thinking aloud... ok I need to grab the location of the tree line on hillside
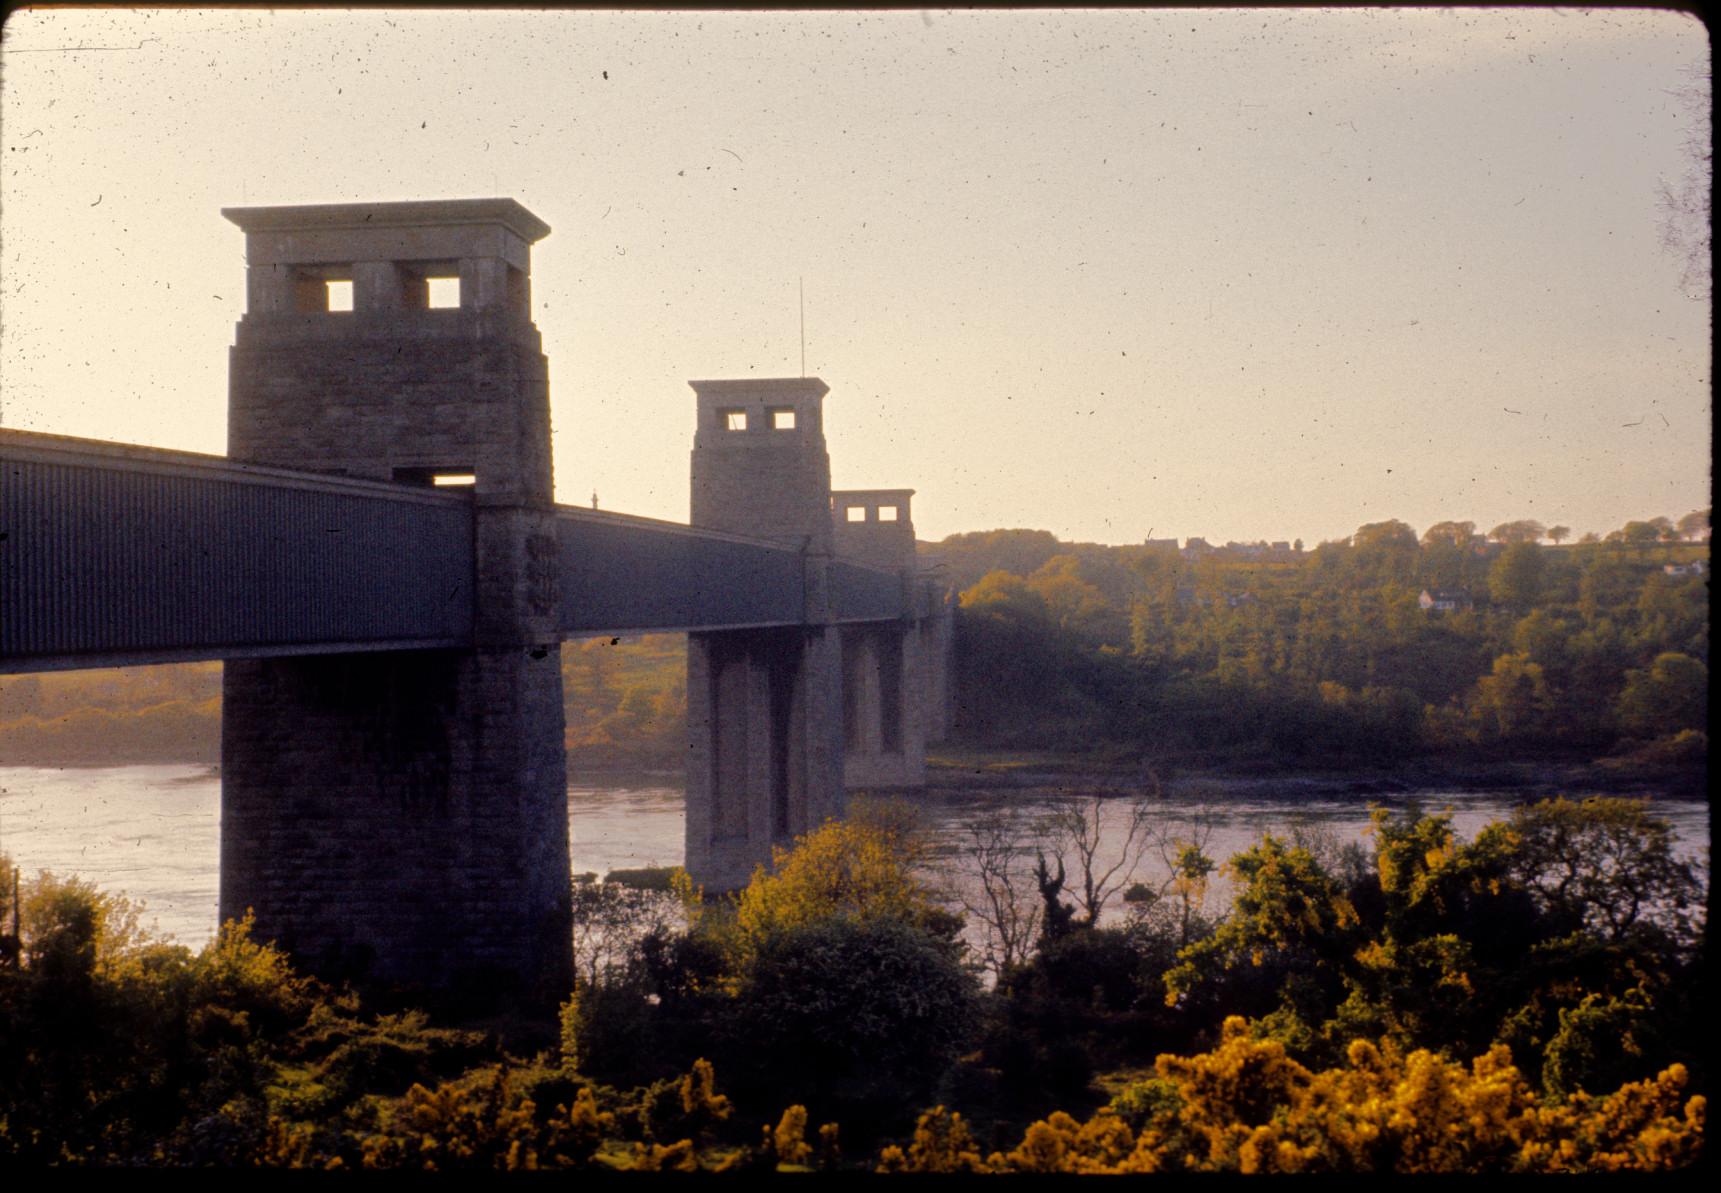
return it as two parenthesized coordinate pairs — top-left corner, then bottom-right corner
(944, 511), (1708, 771)
(0, 792), (1705, 1170)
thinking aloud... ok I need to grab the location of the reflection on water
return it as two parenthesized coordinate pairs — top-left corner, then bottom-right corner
(0, 766), (1708, 952)
(0, 765), (223, 947)
(567, 785), (685, 879)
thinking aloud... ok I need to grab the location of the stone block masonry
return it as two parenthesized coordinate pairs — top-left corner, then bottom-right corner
(220, 648), (569, 992)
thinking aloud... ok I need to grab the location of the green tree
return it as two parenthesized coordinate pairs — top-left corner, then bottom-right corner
(1164, 834), (1359, 1023)
(959, 570), (1051, 631)
(1675, 508), (1708, 540)
(725, 918), (977, 1131)
(1511, 609), (1571, 675)
(1546, 525), (1571, 545)
(1469, 652), (1553, 741)
(1350, 521), (1420, 584)
(1613, 520), (1663, 545)
(1504, 797), (1704, 951)
(1415, 539), (1468, 592)
(1577, 555), (1640, 619)
(1614, 652), (1707, 738)
(1027, 555), (1127, 645)
(1487, 542), (1545, 608)
(1420, 520), (1476, 548)
(1488, 520), (1546, 544)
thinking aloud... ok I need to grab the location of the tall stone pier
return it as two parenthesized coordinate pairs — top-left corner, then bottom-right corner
(685, 379), (846, 890)
(832, 490), (928, 790)
(218, 200), (572, 994)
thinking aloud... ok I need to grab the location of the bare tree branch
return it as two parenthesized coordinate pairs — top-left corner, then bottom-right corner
(952, 811), (1042, 979)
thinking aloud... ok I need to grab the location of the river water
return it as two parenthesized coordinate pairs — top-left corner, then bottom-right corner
(0, 765), (1708, 950)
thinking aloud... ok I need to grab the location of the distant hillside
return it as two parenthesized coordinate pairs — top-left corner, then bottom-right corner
(938, 517), (1708, 772)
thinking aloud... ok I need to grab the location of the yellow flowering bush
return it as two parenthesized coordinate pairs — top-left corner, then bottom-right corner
(875, 1106), (988, 1173)
(876, 1018), (1705, 1174)
(732, 819), (942, 959)
(770, 1104), (812, 1166)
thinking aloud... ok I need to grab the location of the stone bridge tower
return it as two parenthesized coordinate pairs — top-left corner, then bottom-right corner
(685, 379), (846, 890)
(219, 200), (571, 996)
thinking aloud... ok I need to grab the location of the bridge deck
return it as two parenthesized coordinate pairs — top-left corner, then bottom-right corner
(2, 429), (914, 674)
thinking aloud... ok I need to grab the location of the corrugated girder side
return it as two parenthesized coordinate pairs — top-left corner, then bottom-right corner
(1, 431), (474, 672)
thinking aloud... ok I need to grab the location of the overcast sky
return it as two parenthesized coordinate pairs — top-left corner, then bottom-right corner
(1, 8), (1710, 547)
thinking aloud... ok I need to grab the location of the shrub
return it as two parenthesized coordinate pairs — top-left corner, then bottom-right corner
(724, 917), (978, 1133)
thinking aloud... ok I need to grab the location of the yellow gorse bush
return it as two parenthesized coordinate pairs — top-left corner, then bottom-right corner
(732, 818), (938, 957)
(877, 1018), (1704, 1174)
(770, 1105), (812, 1166)
(875, 1105), (987, 1173)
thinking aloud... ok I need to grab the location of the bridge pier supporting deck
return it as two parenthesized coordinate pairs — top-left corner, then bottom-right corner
(832, 490), (933, 790)
(220, 648), (568, 991)
(684, 626), (845, 890)
(218, 200), (571, 994)
(685, 379), (848, 890)
(838, 621), (926, 790)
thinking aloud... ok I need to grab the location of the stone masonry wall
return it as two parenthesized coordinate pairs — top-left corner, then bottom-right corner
(227, 313), (551, 503)
(220, 648), (569, 993)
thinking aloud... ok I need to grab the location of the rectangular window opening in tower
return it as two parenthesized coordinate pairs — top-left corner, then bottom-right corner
(393, 466), (477, 488)
(426, 276), (461, 309)
(721, 408), (748, 432)
(877, 505), (899, 522)
(325, 280), (354, 312)
(845, 506), (868, 523)
(769, 407), (797, 430)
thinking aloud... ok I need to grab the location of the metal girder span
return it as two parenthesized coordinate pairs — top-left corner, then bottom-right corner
(555, 508), (808, 634)
(829, 558), (912, 624)
(0, 431), (475, 674)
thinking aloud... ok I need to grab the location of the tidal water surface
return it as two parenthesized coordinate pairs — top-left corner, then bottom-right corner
(0, 765), (1707, 950)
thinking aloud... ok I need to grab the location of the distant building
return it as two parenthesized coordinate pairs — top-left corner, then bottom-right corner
(1419, 588), (1473, 612)
(1143, 537), (1180, 552)
(1663, 561), (1707, 577)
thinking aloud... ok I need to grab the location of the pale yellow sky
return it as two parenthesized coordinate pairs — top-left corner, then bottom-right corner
(1, 8), (1710, 545)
